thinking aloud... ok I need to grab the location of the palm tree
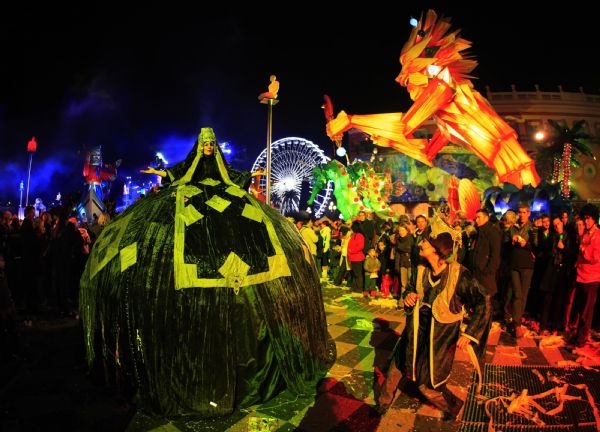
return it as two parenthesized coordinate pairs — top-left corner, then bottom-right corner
(536, 119), (593, 197)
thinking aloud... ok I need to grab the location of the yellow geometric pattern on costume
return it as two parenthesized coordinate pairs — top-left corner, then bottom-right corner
(173, 184), (291, 291)
(179, 203), (204, 225)
(205, 194), (231, 213)
(218, 252), (250, 295)
(241, 204), (263, 223)
(225, 185), (247, 198)
(120, 243), (137, 272)
(89, 213), (134, 279)
(200, 178), (221, 187)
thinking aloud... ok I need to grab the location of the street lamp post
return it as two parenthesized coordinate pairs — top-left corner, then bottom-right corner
(258, 75), (279, 206)
(25, 136), (37, 207)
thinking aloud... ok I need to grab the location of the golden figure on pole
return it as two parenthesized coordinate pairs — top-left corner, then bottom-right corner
(258, 75), (279, 102)
(258, 75), (279, 206)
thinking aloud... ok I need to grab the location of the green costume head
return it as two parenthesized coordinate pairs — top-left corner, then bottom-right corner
(199, 128), (216, 144)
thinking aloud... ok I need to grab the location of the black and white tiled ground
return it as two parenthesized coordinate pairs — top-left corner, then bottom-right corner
(131, 282), (599, 431)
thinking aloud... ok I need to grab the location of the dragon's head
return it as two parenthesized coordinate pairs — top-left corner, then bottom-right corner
(397, 10), (477, 100)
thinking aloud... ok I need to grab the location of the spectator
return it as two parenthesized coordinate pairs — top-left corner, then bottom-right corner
(347, 222), (365, 294)
(538, 216), (576, 333)
(568, 204), (600, 348)
(394, 224), (414, 300)
(363, 247), (381, 297)
(507, 204), (536, 338)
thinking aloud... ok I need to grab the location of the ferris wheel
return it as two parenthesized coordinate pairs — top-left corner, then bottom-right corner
(251, 137), (333, 217)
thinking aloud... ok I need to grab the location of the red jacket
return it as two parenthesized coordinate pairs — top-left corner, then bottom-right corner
(348, 232), (365, 262)
(576, 225), (600, 284)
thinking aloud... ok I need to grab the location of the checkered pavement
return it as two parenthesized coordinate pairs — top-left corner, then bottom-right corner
(138, 281), (599, 432)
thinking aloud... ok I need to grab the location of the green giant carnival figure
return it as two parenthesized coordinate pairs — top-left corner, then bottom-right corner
(80, 127), (329, 416)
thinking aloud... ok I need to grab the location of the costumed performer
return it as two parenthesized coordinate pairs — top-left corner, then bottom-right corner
(376, 215), (491, 420)
(81, 127), (328, 417)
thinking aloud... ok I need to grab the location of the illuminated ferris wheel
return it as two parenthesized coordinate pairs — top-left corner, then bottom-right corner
(251, 137), (333, 217)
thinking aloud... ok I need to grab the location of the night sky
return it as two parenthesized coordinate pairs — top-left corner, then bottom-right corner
(1, 3), (598, 205)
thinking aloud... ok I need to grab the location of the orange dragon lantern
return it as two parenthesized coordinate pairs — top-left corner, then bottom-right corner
(326, 10), (540, 188)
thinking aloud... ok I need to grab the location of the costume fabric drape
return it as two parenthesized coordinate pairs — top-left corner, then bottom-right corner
(80, 129), (329, 416)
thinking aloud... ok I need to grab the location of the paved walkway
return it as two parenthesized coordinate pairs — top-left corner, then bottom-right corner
(1, 282), (599, 431)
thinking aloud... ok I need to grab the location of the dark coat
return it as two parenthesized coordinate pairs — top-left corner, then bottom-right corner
(509, 221), (536, 269)
(468, 221), (502, 296)
(393, 264), (490, 388)
(394, 234), (414, 269)
(534, 228), (554, 270)
(359, 219), (376, 253)
(539, 230), (576, 292)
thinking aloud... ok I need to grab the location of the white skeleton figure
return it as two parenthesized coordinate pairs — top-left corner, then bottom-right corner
(484, 383), (599, 430)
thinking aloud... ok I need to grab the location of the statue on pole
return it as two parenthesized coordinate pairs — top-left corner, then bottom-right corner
(258, 75), (280, 206)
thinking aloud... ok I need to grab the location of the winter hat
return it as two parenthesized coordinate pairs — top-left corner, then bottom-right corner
(428, 232), (454, 260)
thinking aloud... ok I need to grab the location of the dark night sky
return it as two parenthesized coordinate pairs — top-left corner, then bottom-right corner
(1, 3), (598, 204)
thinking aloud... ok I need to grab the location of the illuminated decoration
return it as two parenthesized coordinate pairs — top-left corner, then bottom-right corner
(562, 142), (572, 198)
(27, 136), (37, 153)
(308, 160), (396, 221)
(482, 186), (510, 216)
(80, 146), (121, 222)
(447, 176), (481, 221)
(483, 182), (567, 218)
(323, 95), (350, 164)
(24, 136), (37, 207)
(378, 151), (494, 203)
(531, 198), (549, 214)
(251, 137), (333, 217)
(536, 119), (594, 199)
(325, 10), (540, 189)
(493, 199), (510, 215)
(552, 157), (560, 184)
